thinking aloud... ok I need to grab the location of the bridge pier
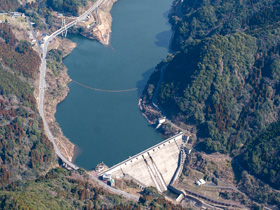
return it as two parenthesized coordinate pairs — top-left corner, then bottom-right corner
(61, 18), (67, 37)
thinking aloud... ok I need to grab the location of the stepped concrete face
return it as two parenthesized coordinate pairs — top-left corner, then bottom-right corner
(100, 133), (184, 192)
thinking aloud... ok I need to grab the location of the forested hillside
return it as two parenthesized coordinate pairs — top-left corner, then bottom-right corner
(142, 0), (280, 193)
(0, 168), (138, 209)
(0, 16), (129, 210)
(0, 0), (19, 12)
(0, 22), (55, 187)
(0, 0), (89, 16)
(46, 0), (89, 16)
(0, 12), (189, 209)
(240, 120), (280, 189)
(0, 23), (41, 78)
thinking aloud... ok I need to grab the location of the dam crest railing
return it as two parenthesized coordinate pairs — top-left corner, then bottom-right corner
(99, 132), (184, 176)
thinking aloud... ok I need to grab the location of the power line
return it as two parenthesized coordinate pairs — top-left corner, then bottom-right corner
(71, 79), (138, 92)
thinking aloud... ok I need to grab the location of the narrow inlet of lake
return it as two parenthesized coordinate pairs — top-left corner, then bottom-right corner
(55, 0), (173, 170)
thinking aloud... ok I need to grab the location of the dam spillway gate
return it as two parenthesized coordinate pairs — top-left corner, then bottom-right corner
(99, 132), (188, 192)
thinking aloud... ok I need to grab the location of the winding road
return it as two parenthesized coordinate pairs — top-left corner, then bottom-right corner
(90, 175), (140, 201)
(38, 0), (105, 170)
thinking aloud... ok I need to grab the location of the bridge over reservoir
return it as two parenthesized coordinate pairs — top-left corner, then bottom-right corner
(99, 132), (188, 192)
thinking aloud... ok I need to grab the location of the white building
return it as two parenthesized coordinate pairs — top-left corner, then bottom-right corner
(158, 117), (166, 124)
(102, 174), (111, 181)
(196, 179), (206, 186)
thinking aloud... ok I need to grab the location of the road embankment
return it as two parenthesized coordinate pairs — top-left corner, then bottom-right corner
(41, 0), (119, 162)
(43, 38), (77, 162)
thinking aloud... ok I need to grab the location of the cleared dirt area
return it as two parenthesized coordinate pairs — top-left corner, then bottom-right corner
(174, 151), (250, 207)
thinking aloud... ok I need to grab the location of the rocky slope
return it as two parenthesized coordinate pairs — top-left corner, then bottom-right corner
(90, 0), (117, 45)
(72, 0), (117, 45)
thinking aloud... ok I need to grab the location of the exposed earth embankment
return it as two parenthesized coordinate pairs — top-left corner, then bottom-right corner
(77, 0), (117, 45)
(42, 0), (118, 162)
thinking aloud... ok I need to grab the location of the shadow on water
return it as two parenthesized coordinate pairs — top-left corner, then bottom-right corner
(163, 9), (170, 22)
(155, 30), (172, 49)
(154, 9), (172, 50)
(136, 67), (155, 97)
(143, 10), (171, 92)
(141, 8), (172, 93)
(136, 67), (165, 134)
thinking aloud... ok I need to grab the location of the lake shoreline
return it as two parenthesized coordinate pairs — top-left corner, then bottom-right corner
(44, 37), (77, 162)
(55, 0), (173, 169)
(44, 0), (118, 164)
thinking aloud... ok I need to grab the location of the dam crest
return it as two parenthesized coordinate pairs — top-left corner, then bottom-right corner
(99, 132), (189, 192)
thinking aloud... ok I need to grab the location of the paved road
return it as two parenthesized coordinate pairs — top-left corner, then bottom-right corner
(50, 0), (104, 38)
(38, 0), (105, 170)
(90, 175), (140, 201)
(151, 64), (189, 133)
(152, 64), (167, 115)
(27, 17), (42, 54)
(182, 188), (243, 209)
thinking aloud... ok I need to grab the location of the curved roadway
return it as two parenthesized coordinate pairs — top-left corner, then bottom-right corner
(38, 0), (104, 170)
(90, 175), (140, 201)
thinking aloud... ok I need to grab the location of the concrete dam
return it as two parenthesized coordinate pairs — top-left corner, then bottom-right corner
(99, 132), (188, 192)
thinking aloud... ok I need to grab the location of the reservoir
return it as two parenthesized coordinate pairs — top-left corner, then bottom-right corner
(56, 0), (172, 169)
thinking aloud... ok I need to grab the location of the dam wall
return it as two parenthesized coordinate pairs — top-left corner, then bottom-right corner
(99, 132), (185, 192)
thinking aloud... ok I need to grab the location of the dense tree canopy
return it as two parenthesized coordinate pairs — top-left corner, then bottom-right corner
(0, 23), (41, 78)
(0, 10), (189, 209)
(0, 0), (19, 12)
(142, 0), (280, 193)
(240, 120), (280, 189)
(46, 0), (88, 16)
